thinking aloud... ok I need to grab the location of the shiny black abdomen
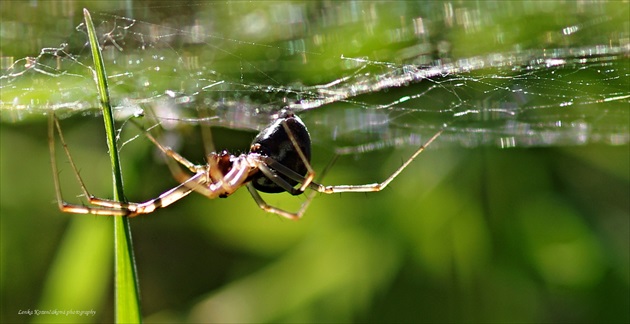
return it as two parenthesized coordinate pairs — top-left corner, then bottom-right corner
(250, 110), (311, 193)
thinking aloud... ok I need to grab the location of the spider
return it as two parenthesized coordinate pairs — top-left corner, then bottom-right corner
(48, 109), (442, 220)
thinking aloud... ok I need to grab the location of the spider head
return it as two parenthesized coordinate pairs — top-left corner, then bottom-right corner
(249, 110), (311, 193)
(207, 150), (233, 184)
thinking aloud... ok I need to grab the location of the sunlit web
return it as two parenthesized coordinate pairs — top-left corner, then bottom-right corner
(1, 2), (628, 153)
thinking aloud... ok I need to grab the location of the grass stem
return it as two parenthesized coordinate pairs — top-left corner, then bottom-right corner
(83, 8), (142, 323)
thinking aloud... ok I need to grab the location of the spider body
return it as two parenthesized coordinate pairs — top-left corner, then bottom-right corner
(49, 109), (442, 220)
(206, 150), (239, 198)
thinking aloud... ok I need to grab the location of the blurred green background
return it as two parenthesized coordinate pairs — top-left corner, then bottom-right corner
(1, 1), (629, 323)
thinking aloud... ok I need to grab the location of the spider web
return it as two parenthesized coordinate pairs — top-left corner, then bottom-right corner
(1, 2), (628, 153)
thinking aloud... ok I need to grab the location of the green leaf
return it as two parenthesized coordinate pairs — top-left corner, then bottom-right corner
(83, 8), (142, 323)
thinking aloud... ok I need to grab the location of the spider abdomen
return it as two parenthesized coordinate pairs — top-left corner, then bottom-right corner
(250, 110), (311, 194)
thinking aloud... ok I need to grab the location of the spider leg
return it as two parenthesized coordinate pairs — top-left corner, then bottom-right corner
(281, 120), (314, 191)
(49, 114), (133, 215)
(257, 162), (305, 195)
(246, 155), (339, 220)
(55, 172), (207, 216)
(246, 183), (317, 220)
(129, 119), (202, 174)
(197, 106), (217, 160)
(83, 172), (207, 216)
(128, 118), (223, 199)
(261, 156), (323, 193)
(49, 113), (99, 209)
(145, 132), (201, 173)
(266, 129), (443, 194)
(49, 113), (218, 217)
(317, 129), (443, 193)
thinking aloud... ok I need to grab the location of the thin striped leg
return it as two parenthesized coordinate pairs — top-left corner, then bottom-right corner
(49, 114), (207, 216)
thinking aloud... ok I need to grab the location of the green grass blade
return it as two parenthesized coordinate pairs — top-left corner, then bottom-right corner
(83, 8), (142, 323)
